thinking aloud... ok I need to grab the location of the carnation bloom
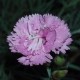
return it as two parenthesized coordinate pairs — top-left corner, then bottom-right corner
(7, 14), (72, 66)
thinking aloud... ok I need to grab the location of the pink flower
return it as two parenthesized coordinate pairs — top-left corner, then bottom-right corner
(7, 14), (72, 66)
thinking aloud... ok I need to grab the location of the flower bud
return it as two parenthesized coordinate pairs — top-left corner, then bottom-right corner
(52, 70), (68, 79)
(54, 56), (66, 66)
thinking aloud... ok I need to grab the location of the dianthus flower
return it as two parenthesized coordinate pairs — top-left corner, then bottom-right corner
(7, 14), (72, 66)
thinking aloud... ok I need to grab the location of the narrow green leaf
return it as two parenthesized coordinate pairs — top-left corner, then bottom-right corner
(71, 29), (80, 35)
(70, 46), (78, 51)
(47, 67), (51, 78)
(68, 63), (80, 71)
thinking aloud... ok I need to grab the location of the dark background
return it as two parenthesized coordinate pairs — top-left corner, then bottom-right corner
(0, 0), (80, 80)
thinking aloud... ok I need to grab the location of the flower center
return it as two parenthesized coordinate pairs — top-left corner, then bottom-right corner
(28, 37), (43, 52)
